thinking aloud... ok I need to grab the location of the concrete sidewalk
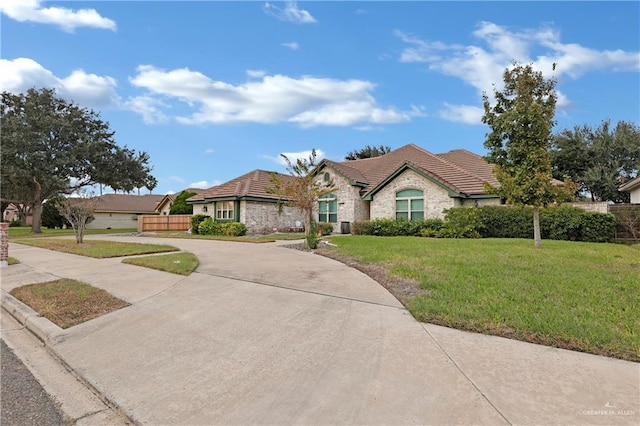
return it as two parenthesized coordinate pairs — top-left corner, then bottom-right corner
(1, 236), (638, 425)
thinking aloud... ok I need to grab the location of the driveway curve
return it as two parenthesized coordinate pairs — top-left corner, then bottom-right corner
(2, 235), (638, 425)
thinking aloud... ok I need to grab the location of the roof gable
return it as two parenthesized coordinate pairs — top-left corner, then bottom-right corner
(333, 144), (499, 198)
(188, 170), (297, 203)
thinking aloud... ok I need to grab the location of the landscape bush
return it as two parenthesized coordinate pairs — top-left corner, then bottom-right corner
(351, 205), (615, 242)
(317, 222), (334, 236)
(190, 214), (209, 235)
(197, 218), (247, 236)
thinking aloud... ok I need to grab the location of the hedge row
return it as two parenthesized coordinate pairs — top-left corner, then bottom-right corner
(352, 205), (616, 243)
(190, 214), (247, 236)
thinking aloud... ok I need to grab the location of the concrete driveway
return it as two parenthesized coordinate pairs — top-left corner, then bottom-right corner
(2, 235), (638, 425)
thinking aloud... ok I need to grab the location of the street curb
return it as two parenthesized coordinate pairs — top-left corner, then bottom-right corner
(1, 292), (136, 425)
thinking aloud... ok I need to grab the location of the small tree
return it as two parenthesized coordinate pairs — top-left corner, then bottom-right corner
(56, 193), (98, 243)
(268, 149), (334, 249)
(169, 190), (197, 214)
(345, 144), (391, 160)
(482, 63), (576, 248)
(41, 196), (68, 229)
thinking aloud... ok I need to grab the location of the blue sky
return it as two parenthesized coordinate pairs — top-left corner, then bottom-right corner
(2, 1), (639, 195)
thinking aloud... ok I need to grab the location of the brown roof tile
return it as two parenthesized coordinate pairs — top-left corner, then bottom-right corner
(188, 170), (297, 202)
(94, 194), (165, 213)
(327, 144), (498, 196)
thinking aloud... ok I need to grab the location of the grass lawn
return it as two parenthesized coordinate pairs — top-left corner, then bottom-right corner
(8, 227), (136, 239)
(10, 279), (129, 329)
(325, 236), (640, 362)
(149, 231), (306, 243)
(122, 252), (199, 275)
(13, 239), (179, 258)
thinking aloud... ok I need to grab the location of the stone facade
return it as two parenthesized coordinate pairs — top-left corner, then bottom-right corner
(370, 169), (454, 220)
(314, 169), (370, 233)
(241, 201), (305, 234)
(1, 222), (8, 268)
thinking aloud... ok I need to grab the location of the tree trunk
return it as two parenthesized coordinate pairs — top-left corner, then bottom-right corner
(533, 207), (542, 249)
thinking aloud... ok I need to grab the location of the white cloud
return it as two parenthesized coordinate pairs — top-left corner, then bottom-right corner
(204, 149), (215, 155)
(282, 42), (300, 50)
(0, 57), (119, 109)
(263, 1), (316, 24)
(129, 65), (420, 128)
(438, 103), (484, 124)
(396, 21), (640, 119)
(124, 95), (169, 124)
(263, 150), (325, 166)
(189, 180), (218, 189)
(247, 69), (267, 78)
(0, 0), (116, 32)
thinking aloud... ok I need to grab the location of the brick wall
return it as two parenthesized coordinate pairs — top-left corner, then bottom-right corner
(241, 201), (305, 234)
(314, 170), (370, 233)
(370, 169), (454, 220)
(1, 222), (8, 267)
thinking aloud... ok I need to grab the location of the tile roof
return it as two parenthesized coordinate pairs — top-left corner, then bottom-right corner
(93, 194), (165, 213)
(325, 144), (499, 196)
(188, 170), (297, 202)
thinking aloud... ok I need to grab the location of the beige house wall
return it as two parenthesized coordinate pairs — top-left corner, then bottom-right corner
(158, 203), (171, 215)
(629, 188), (640, 204)
(87, 212), (143, 229)
(192, 204), (213, 216)
(369, 169), (454, 220)
(314, 169), (370, 233)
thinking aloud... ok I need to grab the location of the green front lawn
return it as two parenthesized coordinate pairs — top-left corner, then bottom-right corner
(14, 239), (179, 258)
(8, 227), (136, 239)
(122, 252), (199, 275)
(325, 236), (640, 362)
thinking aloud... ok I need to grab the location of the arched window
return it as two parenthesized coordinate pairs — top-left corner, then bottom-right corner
(318, 193), (337, 223)
(395, 189), (424, 220)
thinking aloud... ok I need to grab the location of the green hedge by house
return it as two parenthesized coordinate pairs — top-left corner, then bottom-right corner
(190, 214), (209, 235)
(197, 217), (247, 236)
(351, 205), (616, 242)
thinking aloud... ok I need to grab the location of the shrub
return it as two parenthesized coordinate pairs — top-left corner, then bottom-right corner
(317, 222), (334, 236)
(307, 221), (319, 249)
(352, 221), (372, 235)
(476, 206), (533, 238)
(190, 214), (209, 235)
(442, 208), (481, 238)
(221, 222), (247, 236)
(580, 212), (616, 243)
(198, 217), (221, 235)
(540, 205), (584, 241)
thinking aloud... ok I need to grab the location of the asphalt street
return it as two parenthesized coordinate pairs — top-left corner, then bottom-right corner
(1, 339), (68, 425)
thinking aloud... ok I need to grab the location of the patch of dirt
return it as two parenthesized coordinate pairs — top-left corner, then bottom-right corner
(314, 247), (429, 305)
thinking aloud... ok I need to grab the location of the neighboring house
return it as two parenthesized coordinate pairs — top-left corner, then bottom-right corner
(1, 202), (32, 225)
(188, 144), (502, 234)
(87, 194), (165, 229)
(155, 188), (203, 215)
(187, 170), (306, 233)
(619, 176), (640, 204)
(315, 144), (502, 233)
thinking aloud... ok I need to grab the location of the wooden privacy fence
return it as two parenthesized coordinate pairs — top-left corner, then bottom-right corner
(137, 214), (192, 232)
(608, 204), (640, 243)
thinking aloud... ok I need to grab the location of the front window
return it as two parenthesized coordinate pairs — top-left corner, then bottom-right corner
(396, 189), (424, 220)
(216, 201), (234, 220)
(318, 193), (337, 223)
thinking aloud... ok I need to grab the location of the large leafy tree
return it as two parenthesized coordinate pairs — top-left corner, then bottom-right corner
(268, 150), (334, 249)
(551, 120), (640, 203)
(169, 190), (197, 214)
(1, 88), (155, 233)
(344, 144), (391, 160)
(482, 63), (576, 249)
